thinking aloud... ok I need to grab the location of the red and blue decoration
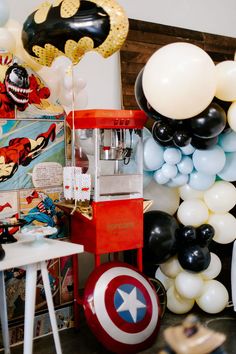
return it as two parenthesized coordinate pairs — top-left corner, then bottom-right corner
(83, 262), (161, 353)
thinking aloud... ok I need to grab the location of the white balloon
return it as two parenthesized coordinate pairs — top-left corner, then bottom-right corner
(196, 280), (229, 313)
(155, 267), (173, 290)
(167, 286), (195, 314)
(51, 56), (72, 74)
(178, 184), (204, 200)
(144, 180), (180, 215)
(0, 27), (15, 53)
(63, 74), (73, 91)
(215, 60), (236, 101)
(37, 67), (60, 101)
(227, 101), (236, 132)
(200, 253), (222, 280)
(204, 181), (236, 213)
(175, 271), (204, 299)
(142, 42), (216, 119)
(59, 90), (73, 107)
(160, 256), (182, 279)
(177, 199), (209, 227)
(208, 212), (236, 244)
(74, 77), (87, 91)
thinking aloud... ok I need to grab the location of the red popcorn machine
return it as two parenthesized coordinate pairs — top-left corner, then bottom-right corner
(65, 109), (147, 323)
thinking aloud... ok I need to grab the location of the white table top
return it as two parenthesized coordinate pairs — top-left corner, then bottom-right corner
(0, 238), (84, 271)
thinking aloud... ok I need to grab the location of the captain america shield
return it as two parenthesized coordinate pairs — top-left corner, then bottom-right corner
(83, 262), (161, 353)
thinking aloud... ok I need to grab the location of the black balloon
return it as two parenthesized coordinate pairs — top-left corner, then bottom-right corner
(0, 244), (5, 261)
(143, 210), (179, 264)
(173, 130), (192, 147)
(190, 103), (226, 139)
(135, 68), (164, 121)
(176, 226), (197, 245)
(153, 122), (174, 142)
(178, 245), (211, 272)
(191, 135), (218, 150)
(197, 224), (215, 246)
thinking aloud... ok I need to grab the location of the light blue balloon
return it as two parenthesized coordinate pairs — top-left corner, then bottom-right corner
(0, 0), (9, 26)
(143, 170), (153, 188)
(217, 151), (236, 181)
(163, 147), (182, 165)
(161, 163), (178, 179)
(218, 129), (236, 152)
(189, 170), (215, 190)
(180, 144), (195, 155)
(143, 127), (152, 140)
(167, 173), (189, 187)
(153, 169), (169, 184)
(192, 145), (226, 175)
(143, 137), (164, 171)
(177, 156), (194, 174)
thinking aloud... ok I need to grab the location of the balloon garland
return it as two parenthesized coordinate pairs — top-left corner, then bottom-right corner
(139, 42), (236, 314)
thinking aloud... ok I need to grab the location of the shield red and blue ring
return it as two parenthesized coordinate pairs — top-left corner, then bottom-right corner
(83, 262), (161, 353)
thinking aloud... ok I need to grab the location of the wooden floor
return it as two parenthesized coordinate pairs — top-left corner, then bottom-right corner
(9, 306), (236, 354)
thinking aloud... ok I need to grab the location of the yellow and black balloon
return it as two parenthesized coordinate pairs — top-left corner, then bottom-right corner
(21, 0), (129, 67)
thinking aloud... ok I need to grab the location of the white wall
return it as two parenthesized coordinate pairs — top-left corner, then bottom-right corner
(8, 0), (236, 109)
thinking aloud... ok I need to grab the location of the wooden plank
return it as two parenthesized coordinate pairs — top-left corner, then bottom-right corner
(120, 19), (236, 110)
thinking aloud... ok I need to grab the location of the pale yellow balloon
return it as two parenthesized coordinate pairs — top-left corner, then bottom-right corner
(155, 267), (173, 290)
(196, 280), (229, 313)
(208, 212), (236, 244)
(144, 180), (180, 215)
(175, 271), (204, 299)
(143, 42), (216, 119)
(167, 286), (195, 314)
(227, 101), (236, 132)
(200, 253), (222, 280)
(178, 184), (204, 201)
(177, 199), (209, 227)
(215, 60), (236, 101)
(204, 181), (236, 213)
(160, 256), (182, 279)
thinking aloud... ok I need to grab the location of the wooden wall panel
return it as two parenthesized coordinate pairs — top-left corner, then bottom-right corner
(120, 19), (236, 110)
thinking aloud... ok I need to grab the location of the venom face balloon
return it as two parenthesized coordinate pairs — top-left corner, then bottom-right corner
(22, 0), (129, 66)
(4, 63), (30, 108)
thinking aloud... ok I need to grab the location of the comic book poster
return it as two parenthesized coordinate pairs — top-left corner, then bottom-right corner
(35, 258), (60, 311)
(0, 120), (65, 191)
(5, 258), (60, 321)
(19, 187), (69, 239)
(0, 191), (20, 241)
(60, 254), (74, 304)
(0, 306), (74, 349)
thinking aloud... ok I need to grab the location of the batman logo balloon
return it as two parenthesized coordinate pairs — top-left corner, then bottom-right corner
(22, 0), (129, 66)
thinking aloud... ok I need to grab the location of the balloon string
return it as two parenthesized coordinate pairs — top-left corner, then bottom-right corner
(70, 64), (76, 167)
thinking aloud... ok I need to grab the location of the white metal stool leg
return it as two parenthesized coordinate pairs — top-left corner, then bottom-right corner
(0, 271), (10, 354)
(23, 263), (37, 354)
(40, 261), (62, 354)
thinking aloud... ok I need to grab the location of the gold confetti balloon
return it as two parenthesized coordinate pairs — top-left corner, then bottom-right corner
(21, 0), (129, 66)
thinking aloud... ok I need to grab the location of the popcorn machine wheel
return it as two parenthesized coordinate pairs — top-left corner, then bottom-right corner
(65, 109), (147, 323)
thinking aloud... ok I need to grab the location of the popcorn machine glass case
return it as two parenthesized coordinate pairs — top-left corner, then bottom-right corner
(66, 109), (147, 268)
